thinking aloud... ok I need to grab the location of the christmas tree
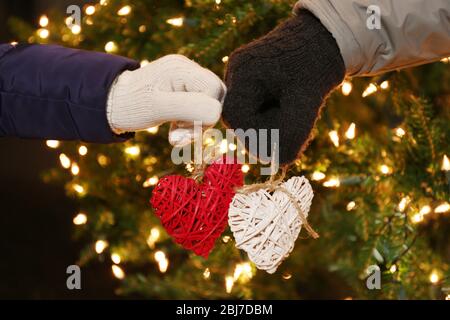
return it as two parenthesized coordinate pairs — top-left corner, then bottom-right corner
(9, 0), (450, 299)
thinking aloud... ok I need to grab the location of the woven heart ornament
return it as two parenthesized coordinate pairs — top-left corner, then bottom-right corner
(228, 176), (315, 273)
(151, 159), (243, 258)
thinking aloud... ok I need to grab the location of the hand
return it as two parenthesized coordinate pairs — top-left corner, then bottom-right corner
(107, 54), (226, 146)
(222, 10), (346, 164)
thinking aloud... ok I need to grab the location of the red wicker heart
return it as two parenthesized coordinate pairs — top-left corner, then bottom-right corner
(151, 159), (243, 258)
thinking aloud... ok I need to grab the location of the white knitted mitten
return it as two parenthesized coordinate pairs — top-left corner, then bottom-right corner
(107, 54), (226, 146)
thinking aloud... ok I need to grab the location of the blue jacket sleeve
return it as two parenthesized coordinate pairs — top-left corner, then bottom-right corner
(0, 43), (140, 142)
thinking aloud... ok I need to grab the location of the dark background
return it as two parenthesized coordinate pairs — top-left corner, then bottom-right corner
(0, 0), (116, 299)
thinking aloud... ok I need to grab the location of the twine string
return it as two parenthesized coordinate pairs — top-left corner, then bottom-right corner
(190, 139), (319, 239)
(191, 142), (222, 181)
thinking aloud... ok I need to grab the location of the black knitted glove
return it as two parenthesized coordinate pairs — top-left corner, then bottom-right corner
(222, 10), (346, 165)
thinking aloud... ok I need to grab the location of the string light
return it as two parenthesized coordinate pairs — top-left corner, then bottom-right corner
(379, 164), (392, 175)
(441, 155), (450, 171)
(100, 0), (108, 6)
(429, 271), (440, 284)
(185, 163), (195, 173)
(323, 178), (340, 188)
(112, 265), (125, 279)
(104, 41), (118, 53)
(389, 265), (397, 273)
(125, 146), (140, 156)
(154, 251), (166, 262)
(73, 184), (85, 195)
(155, 251), (170, 273)
(85, 5), (96, 15)
(362, 83), (377, 97)
(282, 272), (292, 280)
(73, 212), (87, 225)
(419, 205), (431, 216)
(146, 126), (159, 134)
(215, 0), (222, 4)
(203, 268), (211, 279)
(311, 171), (326, 181)
(435, 202), (450, 214)
(86, 17), (94, 27)
(241, 164), (250, 173)
(411, 213), (424, 224)
(117, 5), (131, 16)
(222, 236), (231, 243)
(204, 137), (215, 146)
(441, 57), (449, 63)
(111, 253), (121, 264)
(380, 81), (389, 90)
(395, 127), (406, 138)
(71, 25), (81, 35)
(138, 25), (146, 33)
(329, 130), (340, 147)
(345, 123), (356, 140)
(147, 156), (158, 164)
(59, 153), (71, 169)
(341, 80), (353, 96)
(446, 294), (450, 300)
(233, 264), (243, 280)
(146, 227), (160, 249)
(95, 240), (108, 254)
(65, 17), (73, 27)
(220, 139), (228, 153)
(78, 145), (88, 156)
(37, 28), (49, 39)
(140, 59), (150, 67)
(158, 258), (169, 273)
(225, 276), (234, 293)
(71, 163), (80, 176)
(166, 17), (184, 27)
(46, 140), (60, 149)
(346, 201), (356, 211)
(233, 262), (253, 282)
(397, 197), (410, 212)
(97, 154), (110, 167)
(10, 41), (18, 46)
(228, 143), (237, 151)
(39, 15), (49, 27)
(143, 176), (159, 187)
(222, 56), (229, 63)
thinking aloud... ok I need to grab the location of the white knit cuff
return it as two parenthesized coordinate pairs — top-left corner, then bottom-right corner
(106, 76), (123, 134)
(106, 70), (154, 134)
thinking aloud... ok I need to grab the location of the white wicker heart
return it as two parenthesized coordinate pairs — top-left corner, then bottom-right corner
(228, 176), (314, 274)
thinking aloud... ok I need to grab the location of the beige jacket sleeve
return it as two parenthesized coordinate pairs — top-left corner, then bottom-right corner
(294, 0), (450, 76)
